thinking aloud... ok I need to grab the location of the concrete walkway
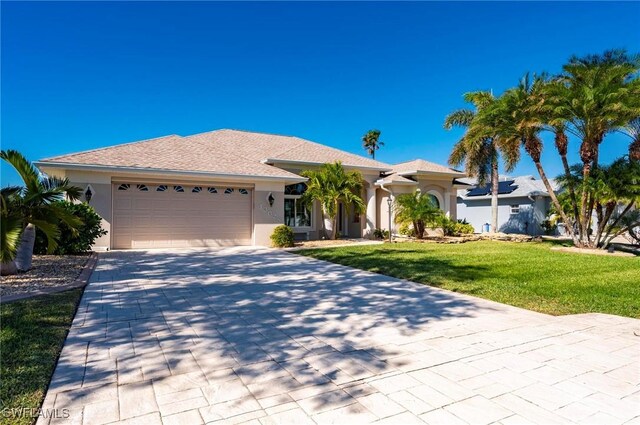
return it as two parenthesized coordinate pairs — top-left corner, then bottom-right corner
(39, 247), (640, 425)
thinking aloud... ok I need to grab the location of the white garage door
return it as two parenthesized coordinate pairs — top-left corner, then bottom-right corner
(112, 183), (252, 249)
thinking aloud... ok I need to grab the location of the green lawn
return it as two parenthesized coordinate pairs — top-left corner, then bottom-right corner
(297, 241), (640, 318)
(0, 289), (83, 425)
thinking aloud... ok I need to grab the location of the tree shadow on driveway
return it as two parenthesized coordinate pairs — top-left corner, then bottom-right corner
(46, 247), (505, 421)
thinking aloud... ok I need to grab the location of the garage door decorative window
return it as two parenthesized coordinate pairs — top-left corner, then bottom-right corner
(117, 184), (130, 191)
(224, 188), (234, 194)
(192, 186), (202, 193)
(239, 189), (249, 195)
(207, 187), (217, 194)
(174, 186), (184, 192)
(156, 185), (168, 192)
(136, 184), (149, 191)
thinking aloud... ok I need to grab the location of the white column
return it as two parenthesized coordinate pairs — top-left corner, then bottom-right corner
(365, 186), (377, 238)
(444, 190), (451, 218)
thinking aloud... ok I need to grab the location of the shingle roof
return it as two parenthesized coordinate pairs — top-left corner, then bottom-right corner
(392, 159), (465, 176)
(38, 129), (390, 179)
(375, 174), (418, 186)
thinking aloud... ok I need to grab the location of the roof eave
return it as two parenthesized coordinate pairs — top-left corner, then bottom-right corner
(35, 161), (307, 183)
(374, 179), (418, 187)
(261, 158), (392, 172)
(397, 170), (466, 178)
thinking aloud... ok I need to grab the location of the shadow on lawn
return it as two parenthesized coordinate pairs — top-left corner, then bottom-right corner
(300, 246), (492, 289)
(47, 247), (501, 417)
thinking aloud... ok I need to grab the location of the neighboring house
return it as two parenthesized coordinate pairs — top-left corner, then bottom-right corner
(456, 175), (558, 235)
(36, 129), (465, 249)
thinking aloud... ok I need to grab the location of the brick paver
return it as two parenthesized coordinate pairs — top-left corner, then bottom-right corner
(38, 247), (640, 425)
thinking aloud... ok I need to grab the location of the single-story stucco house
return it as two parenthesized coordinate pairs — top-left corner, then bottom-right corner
(456, 175), (558, 235)
(36, 129), (466, 249)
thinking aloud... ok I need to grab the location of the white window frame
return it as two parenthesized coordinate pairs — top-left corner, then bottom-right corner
(284, 195), (314, 230)
(510, 204), (520, 215)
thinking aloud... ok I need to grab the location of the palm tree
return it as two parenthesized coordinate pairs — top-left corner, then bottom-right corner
(445, 91), (514, 233)
(362, 130), (384, 160)
(497, 74), (576, 240)
(552, 50), (639, 246)
(0, 150), (82, 274)
(394, 191), (442, 239)
(300, 161), (366, 240)
(622, 117), (640, 161)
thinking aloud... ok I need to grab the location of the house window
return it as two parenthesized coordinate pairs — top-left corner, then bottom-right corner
(284, 183), (312, 228)
(510, 205), (520, 214)
(427, 194), (440, 209)
(284, 198), (312, 228)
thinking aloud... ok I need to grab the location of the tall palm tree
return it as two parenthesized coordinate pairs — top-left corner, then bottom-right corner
(300, 161), (366, 240)
(1, 150), (82, 274)
(498, 74), (576, 240)
(362, 129), (384, 160)
(445, 91), (515, 233)
(553, 50), (639, 246)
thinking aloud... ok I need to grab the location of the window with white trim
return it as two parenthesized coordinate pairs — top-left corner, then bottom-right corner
(284, 183), (312, 228)
(510, 205), (520, 214)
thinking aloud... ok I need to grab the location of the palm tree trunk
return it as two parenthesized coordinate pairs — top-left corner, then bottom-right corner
(490, 158), (499, 233)
(578, 163), (592, 247)
(15, 223), (36, 271)
(532, 161), (574, 239)
(1, 261), (18, 276)
(555, 132), (581, 244)
(330, 201), (339, 240)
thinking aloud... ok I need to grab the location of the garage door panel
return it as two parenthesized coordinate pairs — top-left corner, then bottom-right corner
(113, 184), (252, 249)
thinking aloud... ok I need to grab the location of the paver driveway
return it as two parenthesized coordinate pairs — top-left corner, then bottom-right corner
(40, 247), (639, 425)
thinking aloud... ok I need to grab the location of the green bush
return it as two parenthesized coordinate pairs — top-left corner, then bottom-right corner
(454, 220), (475, 235)
(270, 225), (295, 247)
(34, 201), (107, 255)
(398, 222), (415, 237)
(438, 216), (474, 236)
(373, 228), (390, 239)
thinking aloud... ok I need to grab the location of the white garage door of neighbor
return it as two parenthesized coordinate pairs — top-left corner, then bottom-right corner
(112, 183), (252, 249)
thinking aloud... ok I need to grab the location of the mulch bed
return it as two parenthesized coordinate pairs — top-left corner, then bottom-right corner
(0, 255), (90, 298)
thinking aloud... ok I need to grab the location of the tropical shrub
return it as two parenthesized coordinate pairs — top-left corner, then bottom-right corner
(454, 220), (475, 235)
(394, 192), (442, 239)
(398, 222), (415, 237)
(1, 150), (82, 275)
(270, 225), (295, 248)
(438, 216), (474, 236)
(34, 201), (106, 255)
(373, 228), (389, 240)
(300, 161), (365, 240)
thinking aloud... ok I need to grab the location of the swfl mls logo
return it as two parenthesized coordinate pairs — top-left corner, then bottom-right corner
(1, 407), (70, 419)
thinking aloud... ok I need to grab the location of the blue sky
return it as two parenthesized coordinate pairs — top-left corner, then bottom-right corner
(2, 1), (639, 186)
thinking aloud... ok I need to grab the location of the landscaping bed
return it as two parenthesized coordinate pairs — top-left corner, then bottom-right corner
(297, 240), (640, 318)
(0, 289), (83, 425)
(0, 255), (89, 299)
